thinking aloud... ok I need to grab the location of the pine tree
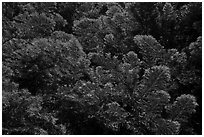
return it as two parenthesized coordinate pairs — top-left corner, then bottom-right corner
(2, 2), (201, 135)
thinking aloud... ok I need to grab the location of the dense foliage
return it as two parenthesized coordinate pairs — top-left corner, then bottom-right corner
(2, 2), (202, 135)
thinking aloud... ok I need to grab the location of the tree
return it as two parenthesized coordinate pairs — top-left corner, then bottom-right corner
(2, 2), (201, 135)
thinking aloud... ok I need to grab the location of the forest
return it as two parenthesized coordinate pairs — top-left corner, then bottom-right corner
(2, 2), (202, 135)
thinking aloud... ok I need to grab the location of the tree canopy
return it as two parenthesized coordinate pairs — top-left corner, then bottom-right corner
(2, 2), (202, 135)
